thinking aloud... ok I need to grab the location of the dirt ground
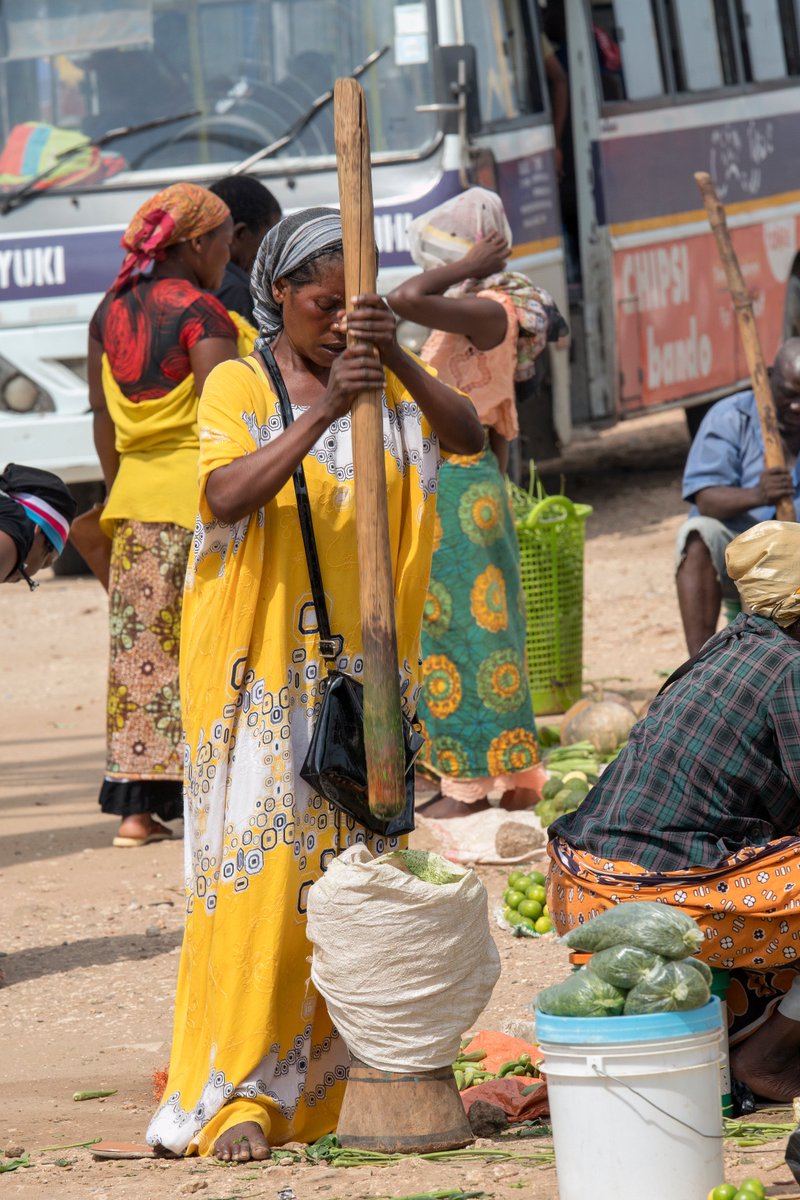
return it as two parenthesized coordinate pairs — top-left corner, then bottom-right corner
(2, 408), (797, 1198)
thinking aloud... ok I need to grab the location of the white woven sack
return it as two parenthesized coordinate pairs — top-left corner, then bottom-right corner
(306, 844), (501, 1073)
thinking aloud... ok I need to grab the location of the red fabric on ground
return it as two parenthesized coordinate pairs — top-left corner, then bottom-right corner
(461, 1076), (549, 1122)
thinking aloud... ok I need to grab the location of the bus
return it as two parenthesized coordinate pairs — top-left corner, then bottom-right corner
(1, 0), (799, 516)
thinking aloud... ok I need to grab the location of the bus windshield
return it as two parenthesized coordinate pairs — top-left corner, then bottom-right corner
(0, 0), (438, 188)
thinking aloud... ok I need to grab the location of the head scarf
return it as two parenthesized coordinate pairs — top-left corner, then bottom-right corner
(113, 183), (230, 292)
(407, 187), (568, 381)
(726, 521), (800, 628)
(0, 463), (76, 555)
(251, 207), (343, 341)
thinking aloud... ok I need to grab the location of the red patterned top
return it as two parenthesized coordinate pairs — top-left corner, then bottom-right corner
(89, 275), (237, 402)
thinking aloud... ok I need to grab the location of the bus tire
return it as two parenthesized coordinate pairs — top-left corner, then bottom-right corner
(53, 481), (105, 577)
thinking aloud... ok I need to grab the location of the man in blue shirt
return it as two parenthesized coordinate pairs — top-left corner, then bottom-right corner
(677, 339), (800, 654)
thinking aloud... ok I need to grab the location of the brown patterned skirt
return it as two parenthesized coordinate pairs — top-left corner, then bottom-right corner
(99, 519), (192, 820)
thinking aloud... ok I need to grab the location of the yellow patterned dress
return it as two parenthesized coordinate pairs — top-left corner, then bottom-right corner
(146, 352), (440, 1156)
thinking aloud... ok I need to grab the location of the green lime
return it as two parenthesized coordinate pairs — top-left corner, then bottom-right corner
(518, 899), (543, 920)
(506, 908), (524, 926)
(519, 916), (537, 932)
(506, 889), (525, 910)
(527, 870), (547, 886)
(737, 1182), (765, 1199)
(508, 872), (528, 890)
(543, 905), (550, 917)
(708, 1187), (737, 1200)
(526, 884), (547, 904)
(534, 915), (554, 934)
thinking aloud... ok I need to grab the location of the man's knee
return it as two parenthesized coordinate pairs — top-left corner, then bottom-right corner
(680, 530), (712, 567)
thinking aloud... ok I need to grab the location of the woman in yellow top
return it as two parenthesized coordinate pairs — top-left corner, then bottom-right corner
(88, 183), (254, 848)
(146, 208), (483, 1161)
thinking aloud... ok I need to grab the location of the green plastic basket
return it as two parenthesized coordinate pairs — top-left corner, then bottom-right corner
(516, 494), (592, 716)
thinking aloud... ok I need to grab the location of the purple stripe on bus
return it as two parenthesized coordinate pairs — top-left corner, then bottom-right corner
(596, 108), (797, 227)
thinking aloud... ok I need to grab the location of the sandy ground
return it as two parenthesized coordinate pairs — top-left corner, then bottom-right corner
(2, 409), (796, 1198)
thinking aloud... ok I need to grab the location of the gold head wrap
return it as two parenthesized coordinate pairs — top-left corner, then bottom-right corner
(725, 520), (800, 627)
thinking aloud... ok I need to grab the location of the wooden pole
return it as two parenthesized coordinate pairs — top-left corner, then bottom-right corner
(694, 170), (795, 522)
(334, 77), (406, 820)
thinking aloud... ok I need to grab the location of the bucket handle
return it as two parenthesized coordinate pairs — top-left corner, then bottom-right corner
(588, 1059), (723, 1141)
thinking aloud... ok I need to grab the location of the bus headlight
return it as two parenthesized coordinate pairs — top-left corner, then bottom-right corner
(0, 362), (54, 413)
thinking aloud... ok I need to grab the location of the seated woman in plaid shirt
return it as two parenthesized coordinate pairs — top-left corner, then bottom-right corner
(547, 520), (800, 1104)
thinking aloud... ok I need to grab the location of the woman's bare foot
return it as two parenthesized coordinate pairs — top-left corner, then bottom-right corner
(115, 814), (172, 842)
(214, 1121), (270, 1163)
(730, 1012), (800, 1102)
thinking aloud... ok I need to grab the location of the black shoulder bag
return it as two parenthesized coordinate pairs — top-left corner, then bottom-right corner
(257, 342), (422, 837)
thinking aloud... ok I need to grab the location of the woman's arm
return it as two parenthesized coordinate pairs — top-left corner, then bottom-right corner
(189, 336), (238, 397)
(87, 335), (119, 492)
(387, 231), (510, 351)
(488, 427), (509, 474)
(344, 295), (484, 456)
(0, 529), (18, 583)
(205, 345), (387, 523)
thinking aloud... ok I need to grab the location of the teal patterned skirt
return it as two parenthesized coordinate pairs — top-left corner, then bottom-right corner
(418, 447), (540, 782)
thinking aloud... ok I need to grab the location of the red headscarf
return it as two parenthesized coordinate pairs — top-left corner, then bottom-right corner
(113, 182), (230, 291)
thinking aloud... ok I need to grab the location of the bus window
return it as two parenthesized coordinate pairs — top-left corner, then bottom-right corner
(460, 0), (543, 124)
(593, 0), (665, 101)
(736, 0), (787, 81)
(663, 0), (738, 91)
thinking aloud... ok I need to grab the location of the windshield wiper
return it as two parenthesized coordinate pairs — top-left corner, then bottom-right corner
(227, 45), (388, 177)
(0, 109), (201, 216)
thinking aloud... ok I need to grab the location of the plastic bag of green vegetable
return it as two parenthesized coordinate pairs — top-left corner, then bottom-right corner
(683, 956), (713, 986)
(590, 945), (666, 989)
(534, 969), (626, 1018)
(623, 960), (711, 1014)
(562, 901), (704, 959)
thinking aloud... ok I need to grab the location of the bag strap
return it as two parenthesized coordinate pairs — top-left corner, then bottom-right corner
(256, 342), (343, 666)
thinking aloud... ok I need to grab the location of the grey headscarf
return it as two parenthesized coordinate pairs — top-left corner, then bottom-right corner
(251, 207), (343, 342)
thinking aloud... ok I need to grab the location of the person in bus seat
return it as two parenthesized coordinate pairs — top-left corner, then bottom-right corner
(0, 463), (76, 588)
(88, 183), (255, 849)
(676, 339), (800, 656)
(209, 174), (282, 324)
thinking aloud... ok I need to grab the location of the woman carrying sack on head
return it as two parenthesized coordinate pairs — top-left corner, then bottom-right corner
(388, 188), (567, 818)
(89, 182), (255, 849)
(145, 208), (483, 1161)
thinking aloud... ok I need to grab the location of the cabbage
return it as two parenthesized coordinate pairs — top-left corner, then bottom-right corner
(683, 957), (713, 986)
(590, 945), (666, 989)
(623, 960), (711, 1014)
(534, 969), (626, 1018)
(563, 901), (704, 959)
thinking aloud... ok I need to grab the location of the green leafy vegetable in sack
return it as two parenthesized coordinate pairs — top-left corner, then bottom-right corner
(534, 969), (626, 1018)
(562, 901), (704, 959)
(590, 945), (666, 989)
(683, 956), (713, 986)
(380, 849), (462, 885)
(623, 959), (711, 1014)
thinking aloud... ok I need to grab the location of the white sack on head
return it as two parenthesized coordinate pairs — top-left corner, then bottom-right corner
(306, 844), (501, 1073)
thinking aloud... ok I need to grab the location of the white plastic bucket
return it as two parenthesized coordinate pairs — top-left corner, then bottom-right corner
(537, 999), (724, 1200)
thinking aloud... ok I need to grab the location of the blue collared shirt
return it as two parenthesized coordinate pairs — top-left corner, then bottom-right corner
(682, 389), (800, 531)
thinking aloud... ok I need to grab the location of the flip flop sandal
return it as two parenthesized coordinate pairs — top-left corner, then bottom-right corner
(91, 1142), (166, 1160)
(112, 829), (173, 848)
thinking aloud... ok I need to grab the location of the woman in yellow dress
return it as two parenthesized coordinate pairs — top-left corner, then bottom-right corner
(146, 208), (483, 1160)
(89, 183), (256, 847)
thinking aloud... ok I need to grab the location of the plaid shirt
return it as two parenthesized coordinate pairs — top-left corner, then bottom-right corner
(551, 614), (800, 872)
